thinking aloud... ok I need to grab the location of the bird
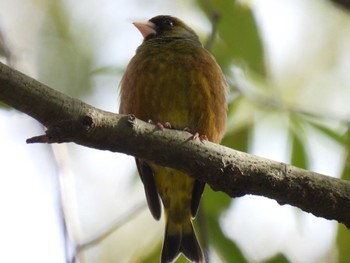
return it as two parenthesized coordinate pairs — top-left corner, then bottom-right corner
(119, 15), (227, 263)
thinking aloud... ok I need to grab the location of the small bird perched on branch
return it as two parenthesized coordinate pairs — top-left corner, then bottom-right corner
(119, 15), (227, 262)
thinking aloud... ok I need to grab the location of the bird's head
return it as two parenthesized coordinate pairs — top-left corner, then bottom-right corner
(133, 15), (200, 43)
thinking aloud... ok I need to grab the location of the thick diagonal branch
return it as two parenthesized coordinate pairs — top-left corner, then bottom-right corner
(1, 61), (350, 228)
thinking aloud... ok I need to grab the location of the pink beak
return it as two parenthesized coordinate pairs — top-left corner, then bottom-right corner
(133, 21), (157, 39)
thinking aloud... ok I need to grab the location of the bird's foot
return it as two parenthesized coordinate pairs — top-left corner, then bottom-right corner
(192, 132), (208, 141)
(184, 127), (208, 141)
(148, 120), (172, 131)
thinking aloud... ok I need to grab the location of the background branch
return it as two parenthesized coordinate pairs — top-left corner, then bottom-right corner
(1, 61), (350, 228)
(331, 0), (350, 10)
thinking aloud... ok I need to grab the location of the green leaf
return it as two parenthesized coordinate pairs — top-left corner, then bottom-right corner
(222, 126), (250, 153)
(0, 101), (11, 109)
(200, 187), (245, 262)
(290, 132), (308, 169)
(197, 0), (266, 75)
(175, 255), (191, 263)
(341, 129), (350, 181)
(264, 253), (289, 263)
(202, 185), (231, 216)
(337, 223), (350, 263)
(302, 114), (347, 145)
(311, 123), (346, 145)
(0, 46), (6, 57)
(289, 116), (309, 169)
(0, 33), (10, 59)
(222, 95), (255, 152)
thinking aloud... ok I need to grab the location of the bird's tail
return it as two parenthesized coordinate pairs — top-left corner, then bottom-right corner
(161, 217), (203, 263)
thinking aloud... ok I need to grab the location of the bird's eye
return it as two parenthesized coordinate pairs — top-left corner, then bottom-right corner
(163, 19), (174, 27)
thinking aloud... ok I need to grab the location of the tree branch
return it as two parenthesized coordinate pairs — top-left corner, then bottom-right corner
(331, 0), (350, 10)
(1, 61), (350, 228)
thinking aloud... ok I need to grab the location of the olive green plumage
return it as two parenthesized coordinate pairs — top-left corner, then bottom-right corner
(119, 15), (227, 263)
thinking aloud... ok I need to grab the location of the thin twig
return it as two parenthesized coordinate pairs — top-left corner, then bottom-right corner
(200, 0), (220, 51)
(76, 202), (147, 252)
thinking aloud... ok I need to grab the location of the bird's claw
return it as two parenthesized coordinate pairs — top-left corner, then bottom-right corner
(184, 128), (208, 141)
(192, 132), (208, 141)
(148, 120), (172, 131)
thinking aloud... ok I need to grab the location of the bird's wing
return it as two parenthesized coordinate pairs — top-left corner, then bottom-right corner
(135, 158), (162, 220)
(191, 180), (205, 217)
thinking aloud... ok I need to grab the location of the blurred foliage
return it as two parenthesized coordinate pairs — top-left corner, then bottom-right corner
(340, 130), (350, 182)
(0, 46), (5, 57)
(222, 95), (253, 152)
(0, 45), (7, 60)
(197, 0), (266, 76)
(138, 241), (162, 263)
(304, 116), (348, 146)
(35, 0), (95, 97)
(264, 254), (290, 263)
(197, 1), (350, 263)
(203, 188), (246, 262)
(0, 30), (12, 109)
(0, 101), (10, 109)
(337, 222), (350, 263)
(0, 30), (10, 60)
(289, 115), (309, 170)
